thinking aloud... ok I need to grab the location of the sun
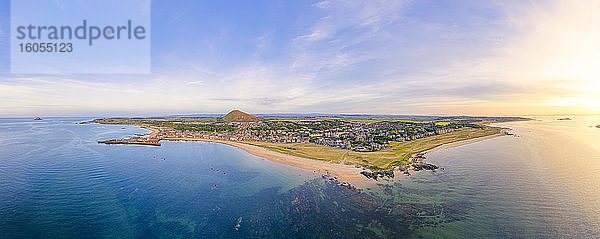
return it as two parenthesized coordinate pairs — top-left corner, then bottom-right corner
(547, 96), (600, 113)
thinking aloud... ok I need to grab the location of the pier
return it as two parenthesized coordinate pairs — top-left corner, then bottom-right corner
(97, 139), (161, 146)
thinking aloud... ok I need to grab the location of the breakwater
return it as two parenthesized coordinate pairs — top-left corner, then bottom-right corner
(97, 139), (161, 146)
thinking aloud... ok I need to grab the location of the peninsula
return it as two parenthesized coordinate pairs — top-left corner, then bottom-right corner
(94, 110), (528, 180)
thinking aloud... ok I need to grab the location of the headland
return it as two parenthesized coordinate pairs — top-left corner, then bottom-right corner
(91, 111), (527, 182)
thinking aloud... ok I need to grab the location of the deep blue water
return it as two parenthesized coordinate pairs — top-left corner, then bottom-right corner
(1, 117), (599, 238)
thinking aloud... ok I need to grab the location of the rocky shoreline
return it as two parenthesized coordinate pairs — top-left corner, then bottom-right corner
(359, 152), (441, 181)
(322, 174), (360, 192)
(357, 129), (509, 181)
(360, 169), (395, 180)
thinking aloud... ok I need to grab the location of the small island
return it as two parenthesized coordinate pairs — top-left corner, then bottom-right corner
(92, 110), (528, 181)
(33, 116), (42, 120)
(556, 118), (572, 120)
(596, 125), (600, 128)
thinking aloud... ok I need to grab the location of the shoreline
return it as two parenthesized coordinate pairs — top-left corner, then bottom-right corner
(130, 124), (509, 183)
(398, 129), (508, 176)
(415, 129), (508, 156)
(162, 129), (508, 183)
(165, 137), (367, 182)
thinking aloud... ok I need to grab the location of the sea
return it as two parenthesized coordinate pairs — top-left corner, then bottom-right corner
(0, 116), (598, 238)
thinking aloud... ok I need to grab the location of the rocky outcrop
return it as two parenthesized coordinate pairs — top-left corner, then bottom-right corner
(360, 169), (394, 180)
(411, 163), (439, 171)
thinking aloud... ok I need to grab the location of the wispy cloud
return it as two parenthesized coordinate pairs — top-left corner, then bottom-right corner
(1, 0), (598, 116)
(291, 0), (409, 74)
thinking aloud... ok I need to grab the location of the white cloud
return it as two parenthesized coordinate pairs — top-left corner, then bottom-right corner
(3, 0), (598, 116)
(291, 0), (409, 73)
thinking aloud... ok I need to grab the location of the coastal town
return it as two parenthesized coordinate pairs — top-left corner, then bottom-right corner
(149, 119), (473, 152)
(94, 110), (522, 180)
(96, 110), (486, 152)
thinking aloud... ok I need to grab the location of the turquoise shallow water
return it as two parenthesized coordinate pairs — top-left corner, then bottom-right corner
(0, 116), (599, 238)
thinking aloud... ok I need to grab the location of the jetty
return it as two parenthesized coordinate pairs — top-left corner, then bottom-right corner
(98, 139), (161, 146)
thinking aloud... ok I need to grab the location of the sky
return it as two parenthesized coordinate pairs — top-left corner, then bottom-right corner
(0, 0), (599, 117)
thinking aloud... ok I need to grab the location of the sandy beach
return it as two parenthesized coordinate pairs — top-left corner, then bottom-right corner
(138, 124), (508, 181)
(415, 129), (508, 155)
(168, 138), (366, 181)
(162, 130), (506, 182)
(139, 125), (365, 180)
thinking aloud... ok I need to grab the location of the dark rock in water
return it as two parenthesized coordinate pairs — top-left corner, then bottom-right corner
(360, 171), (377, 180)
(596, 125), (600, 128)
(239, 178), (467, 238)
(173, 177), (466, 238)
(412, 163), (439, 171)
(361, 169), (394, 180)
(381, 169), (394, 178)
(322, 174), (335, 180)
(339, 181), (359, 192)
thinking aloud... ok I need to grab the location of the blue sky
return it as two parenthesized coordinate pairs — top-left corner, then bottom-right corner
(0, 0), (598, 117)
